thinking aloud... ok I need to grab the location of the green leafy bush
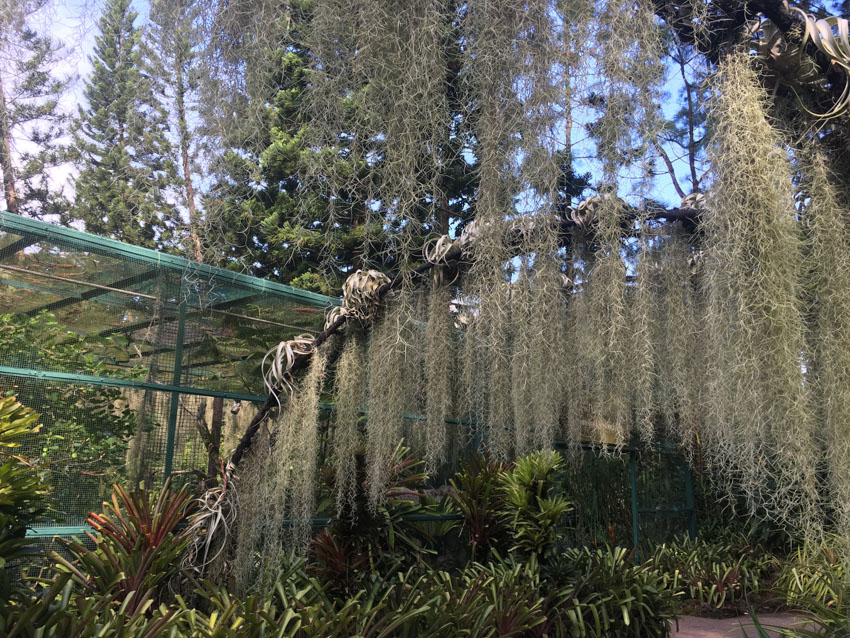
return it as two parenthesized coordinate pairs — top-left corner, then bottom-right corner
(547, 546), (679, 637)
(499, 449), (571, 558)
(449, 451), (512, 561)
(53, 478), (194, 613)
(0, 312), (141, 517)
(0, 396), (50, 602)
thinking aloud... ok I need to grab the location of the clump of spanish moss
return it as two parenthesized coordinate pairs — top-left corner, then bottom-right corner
(526, 253), (568, 452)
(484, 275), (516, 460)
(332, 328), (367, 518)
(287, 352), (327, 551)
(631, 218), (658, 444)
(232, 351), (327, 588)
(703, 50), (818, 534)
(654, 226), (704, 450)
(366, 295), (420, 510)
(586, 194), (630, 446)
(425, 283), (455, 473)
(233, 429), (272, 593)
(510, 265), (534, 456)
(799, 149), (850, 552)
(564, 247), (594, 449)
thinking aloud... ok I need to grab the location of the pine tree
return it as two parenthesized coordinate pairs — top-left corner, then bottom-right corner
(0, 1), (71, 218)
(205, 0), (480, 292)
(72, 0), (179, 250)
(140, 0), (205, 260)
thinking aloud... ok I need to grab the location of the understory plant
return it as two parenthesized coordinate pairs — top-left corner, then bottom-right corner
(775, 536), (847, 609)
(53, 478), (194, 613)
(500, 450), (571, 558)
(649, 534), (777, 611)
(549, 546), (679, 637)
(0, 396), (50, 604)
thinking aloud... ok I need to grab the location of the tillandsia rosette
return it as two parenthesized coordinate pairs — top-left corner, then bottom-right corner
(570, 193), (628, 230)
(424, 234), (460, 287)
(322, 269), (393, 331)
(262, 333), (315, 397)
(752, 9), (850, 118)
(680, 192), (706, 210)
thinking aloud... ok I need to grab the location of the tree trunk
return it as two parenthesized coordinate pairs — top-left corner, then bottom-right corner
(207, 397), (223, 479)
(0, 73), (19, 215)
(175, 55), (202, 261)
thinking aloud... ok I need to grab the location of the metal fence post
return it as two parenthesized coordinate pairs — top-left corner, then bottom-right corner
(163, 295), (187, 480)
(685, 461), (697, 540)
(630, 450), (640, 551)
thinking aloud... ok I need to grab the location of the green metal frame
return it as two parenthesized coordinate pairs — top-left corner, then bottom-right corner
(0, 366), (268, 403)
(0, 211), (339, 308)
(164, 299), (188, 478)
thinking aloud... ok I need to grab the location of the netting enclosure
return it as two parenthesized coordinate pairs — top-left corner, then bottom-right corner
(0, 211), (337, 537)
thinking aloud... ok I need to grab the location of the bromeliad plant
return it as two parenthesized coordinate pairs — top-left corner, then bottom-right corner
(449, 451), (512, 561)
(649, 534), (777, 610)
(53, 478), (194, 614)
(500, 450), (571, 558)
(308, 442), (432, 597)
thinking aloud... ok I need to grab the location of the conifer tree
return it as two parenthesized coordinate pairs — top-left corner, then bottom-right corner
(140, 0), (205, 260)
(72, 0), (178, 250)
(0, 1), (71, 218)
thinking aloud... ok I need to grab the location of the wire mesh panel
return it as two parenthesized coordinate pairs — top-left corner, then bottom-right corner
(0, 211), (337, 550)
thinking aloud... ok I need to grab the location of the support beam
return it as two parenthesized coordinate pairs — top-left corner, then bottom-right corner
(25, 269), (159, 317)
(0, 236), (36, 261)
(98, 292), (262, 337)
(164, 301), (187, 479)
(0, 365), (266, 403)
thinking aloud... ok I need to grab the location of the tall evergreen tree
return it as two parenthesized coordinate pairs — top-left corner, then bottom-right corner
(200, 0), (479, 293)
(0, 1), (71, 218)
(140, 0), (205, 260)
(72, 0), (178, 250)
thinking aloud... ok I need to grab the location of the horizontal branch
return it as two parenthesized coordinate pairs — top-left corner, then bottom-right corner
(228, 206), (704, 469)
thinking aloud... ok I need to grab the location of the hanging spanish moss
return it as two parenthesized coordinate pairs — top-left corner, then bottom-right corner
(586, 194), (630, 446)
(232, 351), (326, 587)
(332, 328), (367, 518)
(527, 250), (568, 452)
(366, 293), (419, 510)
(233, 429), (272, 593)
(287, 352), (327, 551)
(483, 276), (515, 460)
(655, 226), (704, 451)
(564, 241), (594, 449)
(703, 50), (819, 534)
(424, 282), (455, 473)
(631, 217), (657, 444)
(798, 149), (850, 550)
